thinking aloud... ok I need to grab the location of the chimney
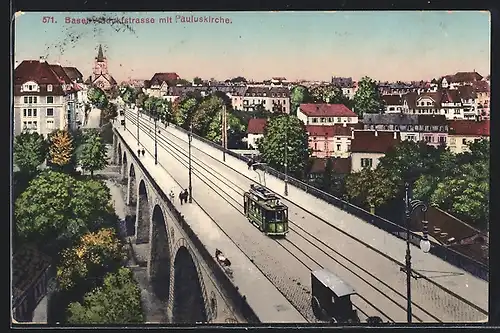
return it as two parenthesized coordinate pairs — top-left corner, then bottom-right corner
(351, 129), (354, 140)
(394, 131), (397, 139)
(39, 56), (45, 63)
(374, 130), (378, 137)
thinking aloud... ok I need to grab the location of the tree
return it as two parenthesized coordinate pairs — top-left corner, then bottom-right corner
(48, 129), (74, 170)
(310, 85), (350, 105)
(322, 158), (334, 192)
(14, 131), (48, 176)
(345, 167), (398, 214)
(352, 76), (385, 116)
(66, 267), (144, 324)
(191, 95), (224, 137)
(88, 87), (108, 109)
(101, 103), (118, 123)
(290, 85), (312, 116)
(257, 115), (310, 178)
(193, 77), (203, 85)
(172, 96), (199, 127)
(57, 228), (125, 292)
(79, 129), (108, 177)
(231, 76), (247, 83)
(15, 171), (114, 254)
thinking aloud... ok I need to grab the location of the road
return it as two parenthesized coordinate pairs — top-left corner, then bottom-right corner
(84, 108), (101, 129)
(120, 108), (488, 323)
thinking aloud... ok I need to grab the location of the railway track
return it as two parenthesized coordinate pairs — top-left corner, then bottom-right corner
(123, 110), (487, 323)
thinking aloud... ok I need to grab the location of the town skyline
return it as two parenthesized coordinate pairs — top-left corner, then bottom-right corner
(14, 11), (490, 83)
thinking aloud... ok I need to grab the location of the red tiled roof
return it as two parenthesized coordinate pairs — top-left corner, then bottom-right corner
(150, 72), (180, 86)
(417, 115), (448, 126)
(452, 72), (483, 83)
(457, 85), (476, 100)
(439, 89), (461, 104)
(382, 95), (403, 105)
(448, 120), (490, 136)
(49, 64), (72, 84)
(299, 103), (356, 117)
(247, 118), (267, 134)
(62, 66), (83, 82)
(306, 125), (351, 137)
(14, 60), (67, 96)
(351, 130), (401, 153)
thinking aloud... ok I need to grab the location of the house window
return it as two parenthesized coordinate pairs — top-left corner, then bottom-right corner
(347, 117), (352, 122)
(47, 84), (53, 92)
(424, 136), (432, 142)
(407, 135), (416, 141)
(314, 143), (318, 151)
(33, 109), (37, 117)
(454, 109), (460, 114)
(462, 138), (467, 145)
(361, 158), (373, 168)
(320, 118), (326, 123)
(46, 119), (54, 130)
(336, 144), (341, 151)
(427, 102), (432, 106)
(327, 117), (332, 122)
(23, 96), (28, 103)
(347, 144), (351, 151)
(46, 108), (54, 117)
(311, 118), (318, 123)
(439, 136), (446, 144)
(47, 96), (54, 103)
(337, 117), (342, 122)
(28, 85), (33, 91)
(449, 138), (456, 144)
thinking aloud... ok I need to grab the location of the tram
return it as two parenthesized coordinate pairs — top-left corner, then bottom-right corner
(243, 184), (289, 236)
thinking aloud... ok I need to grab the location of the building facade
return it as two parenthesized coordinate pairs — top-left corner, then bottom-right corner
(242, 86), (291, 113)
(297, 103), (358, 126)
(13, 59), (80, 137)
(306, 124), (352, 158)
(447, 120), (490, 154)
(350, 130), (401, 172)
(246, 118), (267, 149)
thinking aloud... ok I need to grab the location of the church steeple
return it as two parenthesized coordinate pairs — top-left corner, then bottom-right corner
(97, 44), (105, 62)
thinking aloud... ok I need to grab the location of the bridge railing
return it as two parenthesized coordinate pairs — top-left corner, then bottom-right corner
(114, 127), (260, 323)
(168, 123), (488, 282)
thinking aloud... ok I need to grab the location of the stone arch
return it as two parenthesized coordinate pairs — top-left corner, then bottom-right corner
(127, 163), (137, 207)
(172, 245), (208, 323)
(136, 179), (151, 244)
(150, 204), (171, 303)
(117, 142), (122, 165)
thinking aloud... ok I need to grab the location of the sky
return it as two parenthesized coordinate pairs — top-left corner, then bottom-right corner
(14, 11), (491, 83)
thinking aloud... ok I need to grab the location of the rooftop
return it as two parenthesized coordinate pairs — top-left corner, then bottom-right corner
(247, 118), (267, 134)
(448, 120), (490, 136)
(351, 130), (401, 153)
(299, 103), (357, 117)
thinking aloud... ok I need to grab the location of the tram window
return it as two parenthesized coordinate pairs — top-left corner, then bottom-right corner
(276, 210), (284, 221)
(265, 210), (276, 221)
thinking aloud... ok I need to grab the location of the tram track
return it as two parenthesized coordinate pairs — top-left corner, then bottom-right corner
(126, 111), (488, 323)
(123, 112), (426, 322)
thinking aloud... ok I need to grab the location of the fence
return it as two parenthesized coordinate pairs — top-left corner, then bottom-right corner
(169, 123), (488, 282)
(115, 128), (260, 323)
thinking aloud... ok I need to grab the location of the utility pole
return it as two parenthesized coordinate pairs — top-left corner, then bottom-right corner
(154, 109), (158, 165)
(284, 115), (289, 196)
(137, 106), (140, 147)
(188, 124), (193, 203)
(222, 104), (227, 162)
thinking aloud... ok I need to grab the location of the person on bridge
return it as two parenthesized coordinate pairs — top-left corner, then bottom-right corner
(169, 189), (175, 203)
(183, 189), (189, 203)
(137, 149), (141, 157)
(247, 158), (254, 170)
(141, 149), (145, 157)
(179, 191), (185, 205)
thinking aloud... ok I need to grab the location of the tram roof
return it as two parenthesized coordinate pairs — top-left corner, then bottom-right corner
(312, 269), (356, 297)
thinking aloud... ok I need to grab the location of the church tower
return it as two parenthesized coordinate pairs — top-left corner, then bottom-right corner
(93, 44), (108, 77)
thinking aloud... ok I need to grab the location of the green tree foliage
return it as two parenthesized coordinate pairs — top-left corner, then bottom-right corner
(257, 115), (310, 178)
(191, 95), (224, 136)
(172, 96), (200, 127)
(48, 129), (74, 169)
(290, 85), (312, 116)
(79, 129), (108, 177)
(57, 228), (125, 292)
(193, 77), (203, 85)
(345, 167), (398, 213)
(310, 85), (351, 106)
(205, 110), (245, 146)
(66, 267), (144, 324)
(15, 171), (114, 254)
(101, 103), (118, 123)
(230, 76), (247, 83)
(14, 131), (48, 176)
(88, 87), (108, 109)
(352, 76), (385, 116)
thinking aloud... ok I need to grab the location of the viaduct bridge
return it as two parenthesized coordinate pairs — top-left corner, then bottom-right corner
(109, 108), (488, 324)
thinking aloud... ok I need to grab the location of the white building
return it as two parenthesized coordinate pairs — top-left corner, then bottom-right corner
(297, 103), (358, 126)
(242, 86), (290, 114)
(382, 95), (404, 114)
(447, 120), (490, 154)
(246, 118), (267, 149)
(350, 130), (401, 172)
(13, 59), (80, 137)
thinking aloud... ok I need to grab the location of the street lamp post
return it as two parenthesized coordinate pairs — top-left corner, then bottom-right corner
(154, 110), (158, 165)
(403, 182), (431, 323)
(284, 116), (289, 196)
(188, 124), (193, 203)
